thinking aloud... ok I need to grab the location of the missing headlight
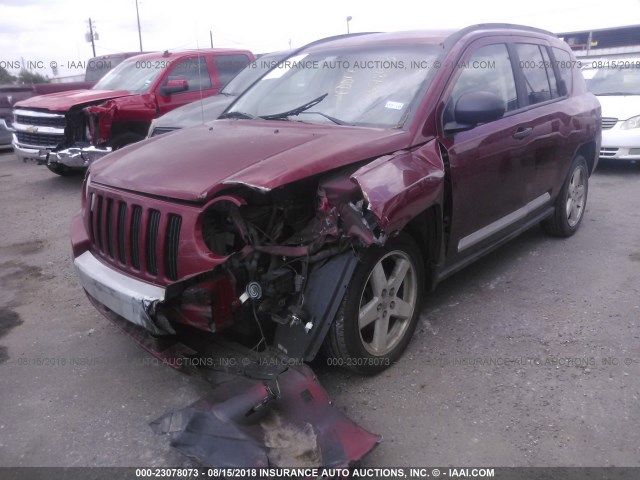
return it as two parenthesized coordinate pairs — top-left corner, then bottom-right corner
(201, 200), (247, 256)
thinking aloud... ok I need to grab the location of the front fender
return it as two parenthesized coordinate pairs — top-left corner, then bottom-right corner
(351, 138), (445, 233)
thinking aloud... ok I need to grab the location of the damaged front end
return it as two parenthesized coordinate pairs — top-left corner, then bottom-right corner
(48, 94), (153, 169)
(72, 137), (445, 467)
(72, 168), (389, 467)
(46, 102), (117, 168)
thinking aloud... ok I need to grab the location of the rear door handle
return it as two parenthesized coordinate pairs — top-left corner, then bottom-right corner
(513, 127), (533, 139)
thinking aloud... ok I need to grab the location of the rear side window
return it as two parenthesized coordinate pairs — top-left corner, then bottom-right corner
(215, 55), (251, 87)
(551, 47), (573, 95)
(515, 44), (555, 105)
(167, 57), (212, 92)
(449, 43), (518, 115)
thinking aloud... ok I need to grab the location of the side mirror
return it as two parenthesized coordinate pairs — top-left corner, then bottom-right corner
(160, 79), (189, 96)
(454, 91), (505, 126)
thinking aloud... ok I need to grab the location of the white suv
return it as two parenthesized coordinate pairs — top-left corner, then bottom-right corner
(583, 59), (640, 162)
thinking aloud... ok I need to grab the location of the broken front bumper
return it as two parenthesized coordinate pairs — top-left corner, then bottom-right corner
(48, 145), (112, 168)
(74, 250), (174, 335)
(12, 138), (111, 167)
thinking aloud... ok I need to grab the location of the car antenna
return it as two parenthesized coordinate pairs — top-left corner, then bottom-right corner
(195, 41), (205, 126)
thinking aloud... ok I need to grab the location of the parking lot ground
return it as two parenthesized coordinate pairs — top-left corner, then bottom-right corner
(0, 150), (639, 467)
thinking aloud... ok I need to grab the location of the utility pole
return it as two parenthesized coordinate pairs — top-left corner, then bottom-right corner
(86, 18), (97, 57)
(210, 31), (213, 48)
(135, 0), (143, 52)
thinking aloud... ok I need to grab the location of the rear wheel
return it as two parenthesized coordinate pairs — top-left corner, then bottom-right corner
(324, 234), (424, 374)
(541, 155), (589, 237)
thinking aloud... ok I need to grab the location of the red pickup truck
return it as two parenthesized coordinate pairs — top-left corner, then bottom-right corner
(12, 49), (254, 175)
(1, 53), (140, 148)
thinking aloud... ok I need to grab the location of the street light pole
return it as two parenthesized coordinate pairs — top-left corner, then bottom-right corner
(346, 16), (352, 34)
(135, 0), (143, 52)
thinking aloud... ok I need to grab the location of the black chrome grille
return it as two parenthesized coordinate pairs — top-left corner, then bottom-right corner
(117, 202), (127, 264)
(165, 215), (182, 281)
(600, 147), (619, 157)
(15, 131), (64, 146)
(130, 206), (142, 270)
(146, 210), (161, 276)
(16, 115), (66, 128)
(601, 117), (618, 130)
(88, 193), (181, 280)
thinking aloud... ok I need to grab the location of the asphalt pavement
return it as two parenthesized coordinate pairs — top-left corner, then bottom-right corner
(0, 150), (638, 467)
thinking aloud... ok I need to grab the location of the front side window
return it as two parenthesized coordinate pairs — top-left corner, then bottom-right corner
(227, 45), (441, 128)
(445, 43), (518, 123)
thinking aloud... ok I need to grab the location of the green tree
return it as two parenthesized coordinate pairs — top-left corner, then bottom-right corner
(17, 69), (49, 84)
(0, 65), (16, 84)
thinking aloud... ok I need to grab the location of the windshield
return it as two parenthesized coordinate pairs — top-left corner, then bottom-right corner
(222, 54), (284, 95)
(584, 66), (640, 95)
(228, 45), (441, 128)
(85, 56), (128, 83)
(93, 57), (163, 93)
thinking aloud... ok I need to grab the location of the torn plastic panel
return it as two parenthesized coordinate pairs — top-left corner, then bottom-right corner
(152, 365), (381, 468)
(90, 307), (381, 467)
(273, 251), (357, 361)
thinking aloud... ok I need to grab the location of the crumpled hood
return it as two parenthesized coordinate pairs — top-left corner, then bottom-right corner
(14, 89), (131, 111)
(596, 95), (640, 121)
(91, 119), (411, 202)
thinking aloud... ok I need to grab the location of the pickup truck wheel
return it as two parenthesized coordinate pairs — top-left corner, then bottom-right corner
(110, 133), (144, 150)
(324, 234), (424, 374)
(541, 155), (589, 237)
(46, 162), (81, 176)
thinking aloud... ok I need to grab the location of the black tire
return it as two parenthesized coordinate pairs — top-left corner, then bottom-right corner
(46, 162), (82, 176)
(324, 234), (424, 374)
(110, 133), (144, 150)
(541, 155), (589, 237)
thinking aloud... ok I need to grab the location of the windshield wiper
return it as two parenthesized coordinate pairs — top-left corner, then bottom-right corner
(299, 111), (352, 125)
(260, 93), (328, 120)
(219, 111), (256, 119)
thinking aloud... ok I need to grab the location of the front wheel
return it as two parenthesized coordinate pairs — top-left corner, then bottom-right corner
(541, 155), (589, 237)
(324, 234), (424, 374)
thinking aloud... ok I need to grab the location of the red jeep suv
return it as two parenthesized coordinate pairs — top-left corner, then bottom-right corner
(72, 24), (601, 375)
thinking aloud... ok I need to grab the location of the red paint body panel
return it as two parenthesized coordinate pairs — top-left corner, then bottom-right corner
(351, 139), (445, 232)
(16, 89), (131, 111)
(90, 120), (411, 201)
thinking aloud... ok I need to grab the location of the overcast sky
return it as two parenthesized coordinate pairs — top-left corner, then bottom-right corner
(1, 0), (639, 78)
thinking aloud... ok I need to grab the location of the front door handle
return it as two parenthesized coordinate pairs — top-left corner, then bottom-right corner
(513, 127), (533, 139)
